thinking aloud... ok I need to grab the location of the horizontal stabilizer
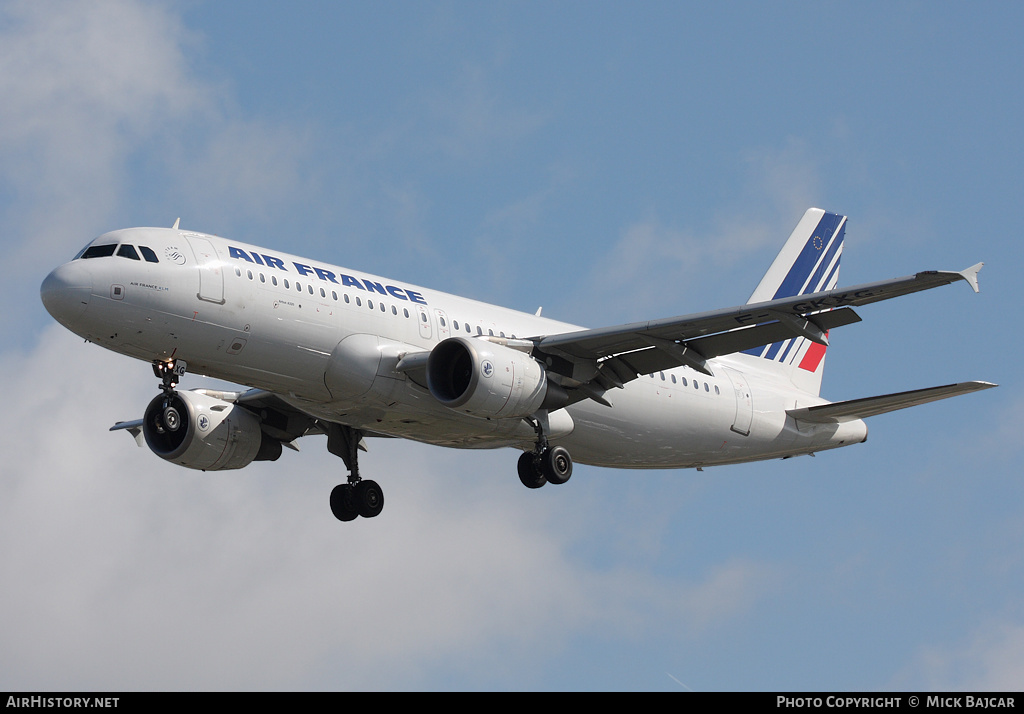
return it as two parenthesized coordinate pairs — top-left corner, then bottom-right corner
(787, 381), (997, 423)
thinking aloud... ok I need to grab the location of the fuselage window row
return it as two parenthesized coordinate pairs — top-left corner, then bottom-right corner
(231, 261), (523, 333)
(648, 372), (720, 395)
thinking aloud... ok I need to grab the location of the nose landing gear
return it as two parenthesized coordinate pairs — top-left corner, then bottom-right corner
(149, 359), (188, 435)
(153, 358), (187, 395)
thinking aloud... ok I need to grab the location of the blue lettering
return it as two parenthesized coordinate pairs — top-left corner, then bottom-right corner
(229, 246), (254, 263)
(228, 247), (426, 304)
(262, 254), (286, 271)
(314, 267), (339, 284)
(363, 280), (387, 296)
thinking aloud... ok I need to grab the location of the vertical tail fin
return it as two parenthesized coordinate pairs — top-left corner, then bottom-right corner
(741, 208), (846, 396)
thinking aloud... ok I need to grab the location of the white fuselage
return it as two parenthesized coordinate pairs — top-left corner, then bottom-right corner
(42, 227), (867, 469)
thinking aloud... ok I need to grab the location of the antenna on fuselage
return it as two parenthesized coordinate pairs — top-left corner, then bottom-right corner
(535, 307), (543, 316)
(171, 218), (180, 230)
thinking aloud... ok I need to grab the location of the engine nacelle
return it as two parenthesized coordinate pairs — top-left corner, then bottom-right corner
(143, 390), (273, 471)
(426, 337), (557, 419)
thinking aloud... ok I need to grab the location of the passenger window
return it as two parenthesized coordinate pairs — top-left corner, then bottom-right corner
(344, 294), (350, 304)
(391, 306), (397, 315)
(308, 285), (314, 295)
(682, 378), (688, 386)
(260, 273), (266, 283)
(368, 300), (374, 310)
(671, 375), (677, 384)
(284, 279), (290, 289)
(356, 297), (362, 306)
(488, 329), (494, 336)
(403, 308), (409, 317)
(80, 244), (117, 259)
(454, 321), (460, 330)
(235, 267), (242, 277)
(247, 270), (253, 280)
(421, 313), (428, 323)
(705, 383), (710, 392)
(660, 372), (665, 381)
(272, 276), (278, 286)
(139, 246), (159, 263)
(332, 291), (338, 301)
(715, 385), (720, 395)
(440, 317), (446, 327)
(380, 303), (385, 312)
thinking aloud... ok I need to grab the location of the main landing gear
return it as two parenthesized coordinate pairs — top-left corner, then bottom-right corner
(327, 423), (383, 522)
(517, 412), (573, 489)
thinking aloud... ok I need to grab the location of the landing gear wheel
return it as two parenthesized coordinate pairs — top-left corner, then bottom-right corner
(354, 480), (384, 519)
(542, 445), (572, 485)
(330, 484), (359, 522)
(518, 452), (547, 489)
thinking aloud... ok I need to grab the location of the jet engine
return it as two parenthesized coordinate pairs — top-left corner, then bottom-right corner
(426, 337), (565, 419)
(143, 390), (280, 471)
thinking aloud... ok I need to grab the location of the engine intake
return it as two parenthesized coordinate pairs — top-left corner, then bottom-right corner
(143, 390), (274, 471)
(426, 337), (564, 418)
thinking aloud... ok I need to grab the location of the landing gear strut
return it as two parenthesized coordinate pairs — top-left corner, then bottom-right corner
(150, 358), (187, 435)
(153, 358), (187, 395)
(327, 423), (384, 522)
(518, 412), (573, 489)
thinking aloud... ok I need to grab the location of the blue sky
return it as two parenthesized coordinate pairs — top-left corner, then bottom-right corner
(1, 0), (1021, 691)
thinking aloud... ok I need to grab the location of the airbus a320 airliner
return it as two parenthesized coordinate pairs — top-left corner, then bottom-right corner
(40, 209), (995, 522)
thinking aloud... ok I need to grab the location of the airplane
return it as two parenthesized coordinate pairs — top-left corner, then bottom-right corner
(40, 208), (996, 522)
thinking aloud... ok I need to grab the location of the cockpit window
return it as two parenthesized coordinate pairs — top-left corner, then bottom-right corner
(138, 246), (159, 263)
(117, 244), (141, 260)
(79, 244), (117, 259)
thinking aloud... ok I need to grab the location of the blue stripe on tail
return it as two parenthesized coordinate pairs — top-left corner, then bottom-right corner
(743, 211), (845, 361)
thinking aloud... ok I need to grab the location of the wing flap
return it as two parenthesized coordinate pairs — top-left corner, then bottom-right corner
(688, 307), (861, 361)
(786, 381), (997, 423)
(535, 266), (982, 364)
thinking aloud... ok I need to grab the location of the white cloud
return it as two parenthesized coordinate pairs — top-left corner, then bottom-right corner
(576, 139), (827, 322)
(740, 138), (825, 226)
(422, 64), (548, 163)
(896, 621), (1024, 691)
(0, 327), (780, 690)
(0, 0), (204, 268)
(0, 0), (319, 342)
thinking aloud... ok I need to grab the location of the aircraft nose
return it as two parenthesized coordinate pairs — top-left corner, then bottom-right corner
(41, 261), (93, 327)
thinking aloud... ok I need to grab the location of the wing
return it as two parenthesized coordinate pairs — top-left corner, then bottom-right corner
(529, 264), (984, 403)
(786, 381), (997, 423)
